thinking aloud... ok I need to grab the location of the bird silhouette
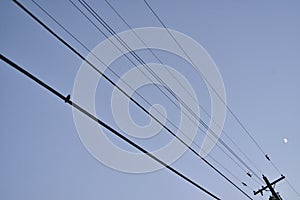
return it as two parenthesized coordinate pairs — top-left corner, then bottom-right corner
(65, 94), (71, 103)
(265, 154), (270, 161)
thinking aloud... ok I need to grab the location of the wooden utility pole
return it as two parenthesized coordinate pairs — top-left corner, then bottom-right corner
(254, 175), (285, 200)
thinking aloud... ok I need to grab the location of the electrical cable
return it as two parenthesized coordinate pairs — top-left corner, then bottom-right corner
(0, 53), (221, 200)
(143, 0), (263, 167)
(32, 0), (251, 186)
(103, 0), (263, 178)
(32, 0), (257, 190)
(142, 0), (300, 197)
(31, 0), (256, 189)
(12, 1), (254, 199)
(103, 0), (266, 186)
(73, 0), (263, 184)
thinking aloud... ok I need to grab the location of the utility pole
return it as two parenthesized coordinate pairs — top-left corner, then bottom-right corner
(254, 175), (285, 200)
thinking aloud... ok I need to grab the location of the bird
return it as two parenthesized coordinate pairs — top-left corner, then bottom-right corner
(265, 154), (270, 161)
(247, 172), (252, 177)
(65, 94), (71, 103)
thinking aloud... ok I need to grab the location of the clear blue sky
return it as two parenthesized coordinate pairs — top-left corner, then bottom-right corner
(1, 0), (300, 199)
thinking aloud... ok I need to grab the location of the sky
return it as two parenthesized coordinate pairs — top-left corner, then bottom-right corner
(1, 0), (300, 199)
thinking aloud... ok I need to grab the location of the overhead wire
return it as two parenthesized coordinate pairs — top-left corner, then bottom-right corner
(30, 0), (262, 192)
(103, 0), (264, 181)
(12, 0), (254, 199)
(74, 0), (263, 184)
(0, 53), (221, 200)
(31, 0), (253, 188)
(142, 0), (300, 197)
(143, 0), (264, 169)
(268, 158), (300, 198)
(38, 0), (263, 188)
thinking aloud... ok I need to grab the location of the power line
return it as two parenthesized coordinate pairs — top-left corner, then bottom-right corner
(102, 0), (266, 187)
(71, 0), (300, 197)
(267, 158), (300, 198)
(33, 0), (249, 185)
(142, 0), (264, 165)
(0, 53), (221, 200)
(31, 0), (256, 190)
(73, 0), (263, 184)
(32, 0), (267, 194)
(286, 179), (300, 198)
(142, 0), (300, 197)
(12, 1), (253, 199)
(103, 0), (263, 178)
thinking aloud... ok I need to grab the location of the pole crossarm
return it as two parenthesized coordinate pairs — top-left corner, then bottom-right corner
(254, 175), (285, 199)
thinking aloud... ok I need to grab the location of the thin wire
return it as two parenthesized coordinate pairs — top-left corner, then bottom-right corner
(75, 0), (263, 184)
(0, 53), (222, 200)
(144, 0), (269, 178)
(285, 179), (300, 198)
(35, 0), (262, 193)
(269, 159), (300, 198)
(104, 0), (264, 179)
(105, 0), (262, 177)
(12, 1), (253, 199)
(31, 0), (257, 189)
(33, 1), (259, 191)
(142, 0), (300, 197)
(143, 0), (267, 162)
(33, 0), (256, 190)
(30, 0), (235, 181)
(201, 147), (249, 188)
(76, 0), (191, 121)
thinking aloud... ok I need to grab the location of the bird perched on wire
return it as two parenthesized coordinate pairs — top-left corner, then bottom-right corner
(265, 154), (270, 161)
(65, 94), (71, 103)
(247, 172), (252, 177)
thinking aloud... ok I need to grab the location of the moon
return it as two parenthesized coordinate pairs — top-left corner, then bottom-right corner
(283, 138), (288, 143)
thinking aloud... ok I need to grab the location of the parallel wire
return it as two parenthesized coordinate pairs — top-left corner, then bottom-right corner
(104, 0), (264, 180)
(12, 1), (253, 199)
(0, 53), (221, 200)
(285, 179), (300, 198)
(142, 0), (263, 167)
(31, 0), (253, 188)
(143, 0), (300, 197)
(31, 0), (235, 181)
(32, 0), (251, 188)
(269, 159), (300, 198)
(146, 0), (273, 177)
(75, 0), (263, 184)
